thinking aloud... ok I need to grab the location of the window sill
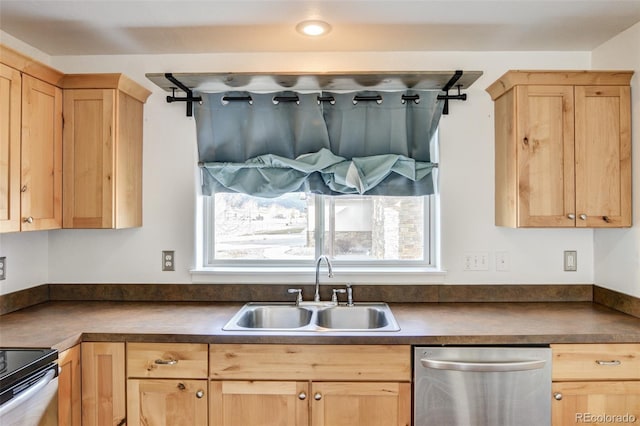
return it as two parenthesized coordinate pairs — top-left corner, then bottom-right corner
(191, 266), (447, 284)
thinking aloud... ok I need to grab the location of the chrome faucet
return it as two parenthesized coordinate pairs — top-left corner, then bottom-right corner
(314, 255), (334, 302)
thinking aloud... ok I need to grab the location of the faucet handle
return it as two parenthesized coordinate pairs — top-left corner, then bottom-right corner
(346, 283), (354, 306)
(331, 288), (347, 304)
(287, 288), (303, 305)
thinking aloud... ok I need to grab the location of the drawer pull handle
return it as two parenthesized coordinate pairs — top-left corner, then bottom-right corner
(595, 360), (621, 366)
(155, 358), (178, 365)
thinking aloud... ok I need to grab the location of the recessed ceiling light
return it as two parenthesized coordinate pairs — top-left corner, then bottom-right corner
(296, 20), (331, 37)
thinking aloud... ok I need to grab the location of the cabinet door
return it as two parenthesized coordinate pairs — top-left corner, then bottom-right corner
(62, 89), (116, 228)
(210, 380), (309, 426)
(311, 382), (410, 426)
(21, 74), (62, 231)
(575, 86), (632, 227)
(58, 345), (82, 426)
(128, 379), (207, 426)
(552, 381), (640, 425)
(114, 91), (143, 228)
(515, 85), (575, 227)
(81, 342), (126, 426)
(0, 63), (21, 233)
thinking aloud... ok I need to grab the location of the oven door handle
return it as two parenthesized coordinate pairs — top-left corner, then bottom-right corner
(420, 358), (547, 372)
(0, 368), (56, 416)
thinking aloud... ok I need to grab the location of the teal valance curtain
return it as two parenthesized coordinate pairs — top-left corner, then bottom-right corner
(194, 90), (444, 197)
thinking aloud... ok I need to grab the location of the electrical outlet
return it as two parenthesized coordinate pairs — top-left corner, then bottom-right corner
(496, 251), (510, 272)
(162, 251), (175, 271)
(0, 257), (5, 280)
(464, 252), (489, 271)
(564, 250), (577, 272)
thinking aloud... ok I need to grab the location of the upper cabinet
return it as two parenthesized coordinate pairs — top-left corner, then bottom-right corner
(1, 45), (63, 233)
(0, 63), (22, 233)
(61, 74), (151, 229)
(486, 70), (633, 228)
(0, 44), (150, 233)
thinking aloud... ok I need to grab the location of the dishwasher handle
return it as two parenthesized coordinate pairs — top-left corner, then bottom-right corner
(0, 367), (56, 416)
(420, 358), (547, 372)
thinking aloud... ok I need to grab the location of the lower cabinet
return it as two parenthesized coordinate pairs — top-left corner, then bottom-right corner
(58, 344), (81, 426)
(310, 381), (410, 426)
(210, 380), (309, 426)
(209, 380), (409, 426)
(81, 342), (126, 426)
(128, 379), (208, 426)
(209, 344), (412, 426)
(551, 344), (640, 426)
(126, 342), (209, 426)
(552, 381), (640, 425)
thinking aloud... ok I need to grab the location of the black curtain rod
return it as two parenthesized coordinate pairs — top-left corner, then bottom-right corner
(164, 71), (468, 116)
(438, 70), (466, 115)
(165, 73), (202, 117)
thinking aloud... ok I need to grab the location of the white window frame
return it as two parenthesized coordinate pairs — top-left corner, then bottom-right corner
(192, 193), (444, 284)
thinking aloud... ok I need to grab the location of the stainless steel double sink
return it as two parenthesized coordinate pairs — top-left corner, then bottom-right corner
(223, 302), (400, 332)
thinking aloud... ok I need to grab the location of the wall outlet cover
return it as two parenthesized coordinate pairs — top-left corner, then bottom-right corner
(564, 250), (577, 272)
(162, 251), (175, 272)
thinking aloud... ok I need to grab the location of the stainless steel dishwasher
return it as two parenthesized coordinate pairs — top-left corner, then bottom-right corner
(414, 346), (551, 426)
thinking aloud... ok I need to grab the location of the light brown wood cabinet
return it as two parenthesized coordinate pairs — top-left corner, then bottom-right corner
(62, 74), (151, 229)
(209, 344), (411, 426)
(58, 344), (82, 426)
(0, 45), (63, 233)
(81, 342), (126, 426)
(487, 70), (633, 228)
(127, 343), (209, 426)
(551, 344), (640, 425)
(0, 63), (21, 233)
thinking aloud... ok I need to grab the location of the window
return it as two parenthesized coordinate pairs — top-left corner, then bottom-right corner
(203, 192), (435, 267)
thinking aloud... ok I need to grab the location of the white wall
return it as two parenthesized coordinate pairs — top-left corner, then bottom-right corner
(43, 50), (593, 286)
(1, 38), (599, 293)
(592, 22), (640, 298)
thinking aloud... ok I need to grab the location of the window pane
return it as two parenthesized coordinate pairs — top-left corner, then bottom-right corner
(213, 192), (315, 260)
(323, 196), (425, 261)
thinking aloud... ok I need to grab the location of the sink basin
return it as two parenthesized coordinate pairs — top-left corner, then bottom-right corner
(223, 302), (400, 332)
(316, 306), (393, 330)
(231, 304), (313, 330)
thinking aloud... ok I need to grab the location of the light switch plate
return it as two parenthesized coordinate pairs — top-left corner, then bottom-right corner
(564, 250), (577, 271)
(464, 252), (489, 271)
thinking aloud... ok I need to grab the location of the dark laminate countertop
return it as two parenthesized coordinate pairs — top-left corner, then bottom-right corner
(1, 301), (639, 351)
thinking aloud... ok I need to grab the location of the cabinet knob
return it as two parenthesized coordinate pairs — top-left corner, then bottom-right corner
(20, 185), (27, 193)
(579, 214), (587, 221)
(314, 392), (322, 401)
(23, 216), (34, 224)
(298, 392), (307, 400)
(196, 389), (205, 399)
(567, 213), (576, 220)
(553, 392), (563, 400)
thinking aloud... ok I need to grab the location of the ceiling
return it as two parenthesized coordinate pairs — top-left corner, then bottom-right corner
(1, 0), (639, 55)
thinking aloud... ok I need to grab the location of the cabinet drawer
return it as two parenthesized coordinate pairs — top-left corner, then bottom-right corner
(210, 344), (411, 381)
(551, 344), (640, 381)
(127, 343), (208, 378)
